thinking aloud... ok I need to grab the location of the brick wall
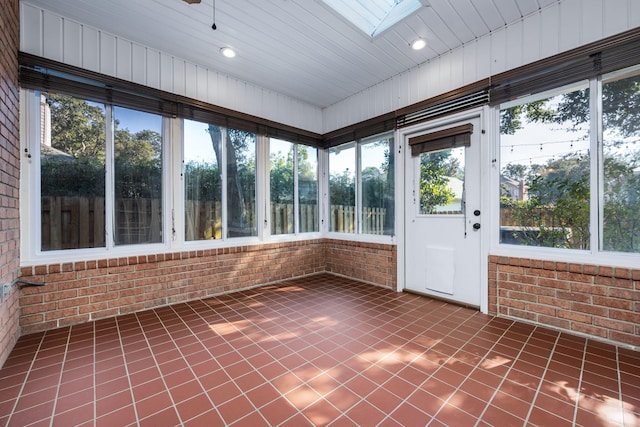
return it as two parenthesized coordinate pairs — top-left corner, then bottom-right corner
(489, 255), (640, 348)
(18, 239), (397, 335)
(325, 239), (397, 289)
(0, 0), (21, 367)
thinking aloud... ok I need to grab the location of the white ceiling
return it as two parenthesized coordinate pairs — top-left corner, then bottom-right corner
(23, 0), (559, 109)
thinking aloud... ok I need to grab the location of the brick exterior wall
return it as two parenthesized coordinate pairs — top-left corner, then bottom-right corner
(489, 255), (640, 348)
(324, 239), (397, 289)
(18, 239), (397, 335)
(0, 0), (21, 367)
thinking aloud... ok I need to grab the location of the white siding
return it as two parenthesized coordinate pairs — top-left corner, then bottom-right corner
(19, 3), (323, 134)
(322, 0), (639, 132)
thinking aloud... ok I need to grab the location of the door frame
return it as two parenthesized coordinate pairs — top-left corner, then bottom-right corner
(395, 107), (491, 314)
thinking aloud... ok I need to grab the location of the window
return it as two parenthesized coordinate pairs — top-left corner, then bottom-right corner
(499, 82), (591, 249)
(184, 119), (222, 240)
(329, 132), (394, 236)
(270, 139), (294, 235)
(298, 145), (319, 233)
(269, 139), (318, 235)
(361, 135), (394, 235)
(40, 93), (106, 250)
(226, 128), (257, 238)
(184, 120), (257, 240)
(113, 107), (164, 245)
(329, 143), (356, 233)
(499, 64), (640, 255)
(418, 147), (465, 215)
(601, 66), (640, 253)
(39, 94), (165, 251)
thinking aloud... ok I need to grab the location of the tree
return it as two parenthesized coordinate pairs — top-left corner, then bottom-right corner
(500, 73), (640, 251)
(329, 170), (355, 207)
(419, 150), (458, 214)
(208, 125), (256, 236)
(270, 145), (294, 204)
(48, 94), (106, 161)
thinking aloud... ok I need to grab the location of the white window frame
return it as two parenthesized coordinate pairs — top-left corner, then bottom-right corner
(325, 131), (396, 244)
(491, 75), (640, 269)
(21, 89), (172, 264)
(265, 138), (322, 240)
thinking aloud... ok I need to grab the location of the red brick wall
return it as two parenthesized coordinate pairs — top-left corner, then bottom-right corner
(325, 239), (397, 289)
(489, 255), (640, 348)
(0, 0), (21, 367)
(18, 239), (397, 335)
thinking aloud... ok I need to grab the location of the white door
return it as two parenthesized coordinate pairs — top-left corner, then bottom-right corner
(404, 117), (482, 307)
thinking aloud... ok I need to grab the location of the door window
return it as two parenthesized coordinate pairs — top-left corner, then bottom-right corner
(418, 147), (465, 215)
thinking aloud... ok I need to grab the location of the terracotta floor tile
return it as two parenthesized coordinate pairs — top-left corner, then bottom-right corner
(182, 408), (224, 427)
(480, 404), (525, 427)
(217, 394), (256, 425)
(54, 388), (95, 414)
(138, 406), (181, 427)
(52, 403), (94, 427)
(448, 390), (489, 417)
(134, 390), (173, 420)
(175, 393), (213, 422)
(0, 274), (637, 426)
(207, 379), (242, 406)
(345, 400), (386, 426)
(324, 385), (360, 412)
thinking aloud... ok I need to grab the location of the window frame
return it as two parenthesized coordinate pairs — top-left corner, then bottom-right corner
(21, 90), (172, 264)
(267, 139), (321, 238)
(179, 119), (263, 249)
(326, 131), (396, 242)
(492, 71), (640, 269)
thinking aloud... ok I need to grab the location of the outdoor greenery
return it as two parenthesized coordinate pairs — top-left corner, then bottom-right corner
(328, 137), (395, 234)
(500, 71), (640, 252)
(419, 150), (461, 214)
(42, 94), (162, 200)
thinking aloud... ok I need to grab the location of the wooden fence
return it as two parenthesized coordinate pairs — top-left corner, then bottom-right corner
(329, 205), (386, 234)
(41, 196), (387, 249)
(41, 196), (105, 250)
(41, 196), (162, 250)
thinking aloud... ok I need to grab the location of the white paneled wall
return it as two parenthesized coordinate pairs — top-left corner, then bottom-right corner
(19, 3), (323, 134)
(18, 1), (640, 135)
(322, 0), (640, 133)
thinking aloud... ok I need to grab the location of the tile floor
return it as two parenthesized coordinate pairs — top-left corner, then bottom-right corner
(0, 273), (638, 426)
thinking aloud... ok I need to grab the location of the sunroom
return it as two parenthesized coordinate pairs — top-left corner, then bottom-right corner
(0, 0), (639, 425)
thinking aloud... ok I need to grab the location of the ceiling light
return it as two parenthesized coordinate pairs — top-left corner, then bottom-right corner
(220, 47), (236, 58)
(411, 38), (427, 50)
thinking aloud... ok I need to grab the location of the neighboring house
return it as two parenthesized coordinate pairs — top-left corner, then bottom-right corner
(500, 175), (528, 201)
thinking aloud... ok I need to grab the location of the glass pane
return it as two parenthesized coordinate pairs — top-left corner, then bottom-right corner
(499, 84), (590, 249)
(361, 135), (394, 235)
(601, 67), (640, 253)
(184, 120), (222, 241)
(418, 147), (464, 215)
(270, 139), (294, 235)
(226, 129), (256, 238)
(113, 106), (163, 245)
(329, 143), (356, 233)
(40, 94), (106, 250)
(298, 145), (319, 233)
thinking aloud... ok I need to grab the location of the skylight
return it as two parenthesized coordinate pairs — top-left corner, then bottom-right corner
(322, 0), (422, 38)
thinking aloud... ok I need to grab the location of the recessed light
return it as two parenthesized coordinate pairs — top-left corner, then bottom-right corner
(220, 47), (236, 58)
(411, 38), (427, 50)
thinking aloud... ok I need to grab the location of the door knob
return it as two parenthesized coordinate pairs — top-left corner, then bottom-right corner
(474, 210), (481, 216)
(473, 223), (481, 230)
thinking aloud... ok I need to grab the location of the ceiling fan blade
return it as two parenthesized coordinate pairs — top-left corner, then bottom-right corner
(182, 0), (201, 4)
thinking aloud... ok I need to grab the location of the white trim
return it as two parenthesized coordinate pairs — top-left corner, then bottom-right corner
(171, 117), (184, 248)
